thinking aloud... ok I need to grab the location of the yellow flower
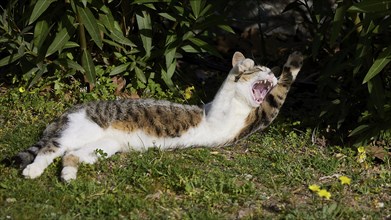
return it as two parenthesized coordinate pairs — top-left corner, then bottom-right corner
(357, 153), (366, 163)
(339, 176), (351, 185)
(309, 184), (321, 192)
(184, 86), (195, 100)
(357, 146), (367, 163)
(357, 146), (365, 153)
(19, 87), (26, 93)
(317, 189), (331, 200)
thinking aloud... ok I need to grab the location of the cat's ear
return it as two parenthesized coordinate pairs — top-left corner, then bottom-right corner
(232, 52), (245, 67)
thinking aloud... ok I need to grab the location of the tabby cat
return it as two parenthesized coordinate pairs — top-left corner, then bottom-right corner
(14, 51), (303, 182)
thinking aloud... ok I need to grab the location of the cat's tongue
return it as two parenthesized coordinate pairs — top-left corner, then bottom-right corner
(252, 81), (272, 104)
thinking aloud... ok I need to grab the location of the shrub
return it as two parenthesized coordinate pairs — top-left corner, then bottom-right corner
(0, 0), (232, 93)
(286, 0), (391, 145)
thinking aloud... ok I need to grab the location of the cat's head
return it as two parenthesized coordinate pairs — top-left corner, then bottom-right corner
(230, 52), (278, 108)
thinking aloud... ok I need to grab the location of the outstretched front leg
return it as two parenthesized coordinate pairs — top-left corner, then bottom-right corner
(259, 51), (303, 127)
(235, 52), (304, 140)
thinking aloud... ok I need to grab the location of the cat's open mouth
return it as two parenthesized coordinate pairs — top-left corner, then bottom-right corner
(252, 80), (273, 104)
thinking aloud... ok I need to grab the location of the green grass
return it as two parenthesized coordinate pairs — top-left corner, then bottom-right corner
(0, 89), (390, 219)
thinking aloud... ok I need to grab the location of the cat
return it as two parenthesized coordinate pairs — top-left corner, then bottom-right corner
(13, 51), (303, 182)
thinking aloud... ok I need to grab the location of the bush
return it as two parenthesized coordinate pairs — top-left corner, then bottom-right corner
(0, 0), (232, 93)
(286, 0), (391, 145)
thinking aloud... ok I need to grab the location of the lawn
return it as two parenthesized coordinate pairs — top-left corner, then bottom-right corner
(0, 89), (390, 219)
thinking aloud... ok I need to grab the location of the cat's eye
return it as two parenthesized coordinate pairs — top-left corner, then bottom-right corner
(234, 66), (263, 82)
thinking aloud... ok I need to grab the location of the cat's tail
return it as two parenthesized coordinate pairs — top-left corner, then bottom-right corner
(4, 136), (61, 168)
(13, 144), (43, 168)
(1, 142), (44, 168)
(3, 116), (66, 168)
(7, 120), (65, 168)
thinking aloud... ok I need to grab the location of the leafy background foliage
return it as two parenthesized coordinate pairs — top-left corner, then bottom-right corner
(1, 0), (391, 145)
(285, 0), (391, 145)
(0, 0), (231, 93)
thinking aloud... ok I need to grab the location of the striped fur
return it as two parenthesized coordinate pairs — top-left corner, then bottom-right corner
(13, 51), (303, 182)
(84, 99), (204, 137)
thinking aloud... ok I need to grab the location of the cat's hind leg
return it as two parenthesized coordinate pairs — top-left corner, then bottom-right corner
(22, 141), (66, 179)
(61, 139), (123, 182)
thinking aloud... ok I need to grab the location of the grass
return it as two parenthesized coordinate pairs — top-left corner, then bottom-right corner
(0, 89), (390, 219)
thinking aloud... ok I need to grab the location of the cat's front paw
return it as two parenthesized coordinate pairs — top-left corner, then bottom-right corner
(238, 58), (255, 73)
(286, 52), (303, 70)
(22, 163), (44, 179)
(285, 52), (303, 79)
(61, 167), (78, 182)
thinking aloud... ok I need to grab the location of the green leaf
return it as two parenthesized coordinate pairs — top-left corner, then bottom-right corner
(158, 13), (176, 22)
(0, 53), (23, 67)
(46, 27), (72, 56)
(181, 45), (198, 53)
(349, 124), (370, 137)
(165, 34), (177, 68)
(109, 29), (136, 47)
(78, 6), (103, 49)
(23, 67), (39, 82)
(136, 10), (152, 57)
(81, 49), (96, 85)
(218, 25), (235, 34)
(28, 66), (47, 88)
(363, 46), (391, 83)
(110, 63), (130, 76)
(143, 4), (157, 10)
(348, 0), (391, 13)
(102, 39), (125, 49)
(33, 20), (50, 49)
(161, 68), (175, 91)
(54, 59), (84, 72)
(165, 59), (176, 79)
(18, 43), (25, 56)
(188, 37), (221, 58)
(99, 5), (110, 14)
(99, 11), (115, 31)
(63, 41), (80, 50)
(190, 0), (203, 19)
(134, 66), (147, 83)
(182, 32), (194, 41)
(0, 38), (9, 44)
(81, 0), (88, 7)
(198, 3), (212, 17)
(28, 0), (55, 24)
